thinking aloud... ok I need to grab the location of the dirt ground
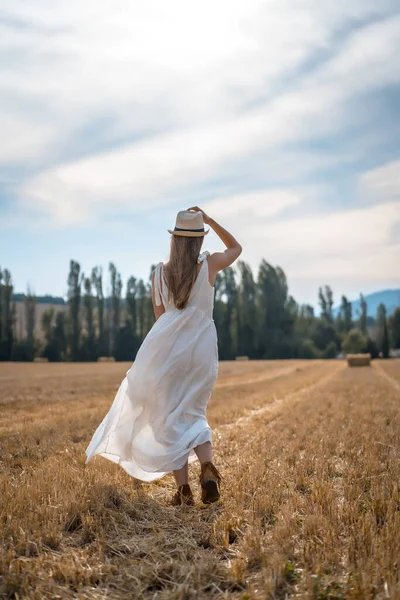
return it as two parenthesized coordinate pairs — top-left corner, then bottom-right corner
(1, 359), (399, 599)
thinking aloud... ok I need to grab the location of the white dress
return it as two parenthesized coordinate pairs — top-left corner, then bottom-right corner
(85, 251), (218, 481)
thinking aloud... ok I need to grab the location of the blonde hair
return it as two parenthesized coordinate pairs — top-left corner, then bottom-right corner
(165, 235), (203, 309)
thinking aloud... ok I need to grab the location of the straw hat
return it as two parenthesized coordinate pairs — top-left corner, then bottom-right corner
(168, 210), (209, 237)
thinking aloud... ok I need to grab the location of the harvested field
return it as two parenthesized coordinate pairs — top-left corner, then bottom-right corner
(376, 359), (400, 387)
(1, 359), (399, 599)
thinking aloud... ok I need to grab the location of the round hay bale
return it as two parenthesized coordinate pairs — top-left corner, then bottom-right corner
(97, 356), (116, 363)
(347, 353), (371, 367)
(235, 356), (249, 361)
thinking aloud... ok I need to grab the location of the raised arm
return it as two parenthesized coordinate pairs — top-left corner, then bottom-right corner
(187, 206), (242, 285)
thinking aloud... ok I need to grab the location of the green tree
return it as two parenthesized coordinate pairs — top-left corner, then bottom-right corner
(359, 293), (368, 334)
(295, 305), (315, 338)
(322, 341), (338, 359)
(145, 267), (156, 334)
(0, 267), (14, 360)
(311, 320), (340, 355)
(137, 279), (147, 342)
(52, 312), (67, 361)
(342, 328), (368, 355)
(126, 276), (138, 335)
(218, 266), (237, 359)
(298, 338), (320, 358)
(41, 307), (55, 360)
(236, 261), (257, 358)
(376, 303), (390, 359)
(382, 320), (390, 359)
(91, 266), (107, 357)
(67, 260), (83, 361)
(83, 277), (96, 361)
(256, 261), (292, 358)
(213, 273), (226, 359)
(23, 286), (36, 360)
(109, 263), (123, 356)
(366, 336), (379, 359)
(338, 295), (352, 333)
(318, 285), (334, 323)
(41, 307), (54, 346)
(388, 308), (400, 349)
(114, 322), (141, 361)
(41, 309), (67, 362)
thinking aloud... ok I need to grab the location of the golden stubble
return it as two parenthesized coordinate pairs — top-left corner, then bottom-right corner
(0, 359), (399, 599)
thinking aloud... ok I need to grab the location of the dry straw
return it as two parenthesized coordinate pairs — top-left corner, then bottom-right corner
(1, 358), (400, 598)
(347, 353), (371, 367)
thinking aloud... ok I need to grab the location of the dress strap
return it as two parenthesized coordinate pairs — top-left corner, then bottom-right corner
(153, 262), (163, 306)
(197, 250), (210, 264)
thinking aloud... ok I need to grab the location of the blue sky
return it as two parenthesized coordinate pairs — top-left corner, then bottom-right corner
(1, 0), (399, 306)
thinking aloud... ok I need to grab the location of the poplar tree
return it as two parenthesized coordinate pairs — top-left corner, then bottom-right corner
(389, 308), (400, 349)
(109, 263), (122, 357)
(319, 285), (334, 323)
(359, 293), (368, 334)
(338, 295), (352, 333)
(23, 286), (36, 360)
(137, 279), (147, 342)
(91, 267), (106, 356)
(377, 303), (390, 359)
(83, 277), (96, 360)
(257, 261), (290, 358)
(126, 276), (138, 335)
(219, 267), (237, 359)
(0, 268), (14, 360)
(67, 260), (83, 361)
(237, 261), (257, 358)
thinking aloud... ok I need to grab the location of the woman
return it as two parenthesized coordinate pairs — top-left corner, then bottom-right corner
(85, 206), (242, 505)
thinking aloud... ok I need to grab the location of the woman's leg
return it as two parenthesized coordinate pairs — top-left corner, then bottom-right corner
(173, 460), (189, 487)
(194, 441), (212, 463)
(195, 442), (221, 504)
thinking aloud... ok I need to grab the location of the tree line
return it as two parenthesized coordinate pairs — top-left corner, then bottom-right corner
(1, 260), (399, 362)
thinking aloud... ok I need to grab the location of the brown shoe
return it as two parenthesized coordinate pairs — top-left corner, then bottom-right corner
(171, 484), (195, 506)
(199, 461), (222, 504)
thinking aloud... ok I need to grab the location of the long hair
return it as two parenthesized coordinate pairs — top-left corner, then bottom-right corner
(165, 235), (204, 310)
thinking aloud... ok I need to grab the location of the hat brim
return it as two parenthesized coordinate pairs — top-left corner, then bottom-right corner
(168, 229), (209, 237)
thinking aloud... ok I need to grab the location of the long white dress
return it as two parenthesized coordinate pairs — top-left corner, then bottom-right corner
(85, 251), (218, 481)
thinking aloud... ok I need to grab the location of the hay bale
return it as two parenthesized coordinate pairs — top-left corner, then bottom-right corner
(347, 353), (371, 367)
(97, 356), (116, 363)
(236, 356), (249, 361)
(33, 357), (49, 363)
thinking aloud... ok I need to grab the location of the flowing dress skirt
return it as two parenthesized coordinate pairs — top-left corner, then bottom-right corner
(85, 305), (218, 481)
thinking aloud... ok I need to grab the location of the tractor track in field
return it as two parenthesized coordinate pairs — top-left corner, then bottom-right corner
(216, 361), (345, 434)
(373, 361), (400, 391)
(215, 363), (314, 389)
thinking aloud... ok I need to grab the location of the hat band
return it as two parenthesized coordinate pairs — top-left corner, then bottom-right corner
(174, 226), (204, 232)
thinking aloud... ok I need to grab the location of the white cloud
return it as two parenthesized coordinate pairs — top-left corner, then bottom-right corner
(238, 201), (400, 279)
(1, 1), (400, 301)
(7, 6), (398, 224)
(203, 190), (302, 219)
(360, 159), (400, 201)
(0, 113), (55, 163)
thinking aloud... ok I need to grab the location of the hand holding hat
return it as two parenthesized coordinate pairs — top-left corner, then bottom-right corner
(186, 206), (211, 225)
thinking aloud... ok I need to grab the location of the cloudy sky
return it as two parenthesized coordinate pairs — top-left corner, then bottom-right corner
(1, 0), (399, 306)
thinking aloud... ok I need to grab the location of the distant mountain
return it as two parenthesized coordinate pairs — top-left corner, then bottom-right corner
(333, 289), (400, 319)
